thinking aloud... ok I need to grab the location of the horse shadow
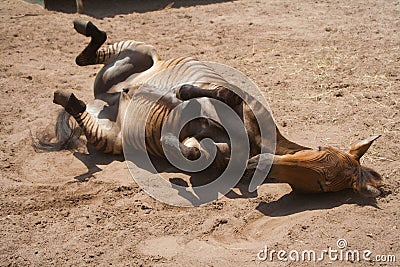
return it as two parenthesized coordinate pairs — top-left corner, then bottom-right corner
(254, 189), (380, 217)
(72, 145), (124, 181)
(72, 147), (381, 214)
(138, 156), (382, 212)
(43, 0), (235, 18)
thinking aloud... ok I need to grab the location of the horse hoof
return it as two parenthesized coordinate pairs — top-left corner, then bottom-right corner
(53, 90), (86, 115)
(73, 20), (91, 37)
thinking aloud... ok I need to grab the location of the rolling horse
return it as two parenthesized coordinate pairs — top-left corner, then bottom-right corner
(37, 20), (383, 198)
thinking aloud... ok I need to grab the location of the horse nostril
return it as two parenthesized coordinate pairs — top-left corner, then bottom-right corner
(377, 184), (385, 190)
(361, 185), (381, 197)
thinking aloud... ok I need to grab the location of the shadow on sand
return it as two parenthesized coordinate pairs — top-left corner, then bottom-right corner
(72, 146), (379, 214)
(43, 0), (234, 18)
(72, 145), (124, 181)
(255, 189), (379, 217)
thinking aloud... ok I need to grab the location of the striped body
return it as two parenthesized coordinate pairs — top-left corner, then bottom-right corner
(46, 20), (384, 197)
(88, 53), (232, 157)
(68, 34), (235, 157)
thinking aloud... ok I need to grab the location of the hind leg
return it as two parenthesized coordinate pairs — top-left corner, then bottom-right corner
(73, 20), (158, 100)
(73, 20), (107, 66)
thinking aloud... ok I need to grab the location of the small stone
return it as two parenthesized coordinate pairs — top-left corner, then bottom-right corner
(141, 204), (152, 210)
(333, 91), (344, 97)
(301, 225), (309, 230)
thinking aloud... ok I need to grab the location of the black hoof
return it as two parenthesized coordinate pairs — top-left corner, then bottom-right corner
(73, 20), (91, 37)
(176, 84), (195, 101)
(53, 90), (86, 115)
(161, 134), (200, 161)
(73, 20), (107, 43)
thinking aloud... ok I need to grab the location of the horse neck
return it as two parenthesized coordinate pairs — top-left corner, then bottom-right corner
(275, 129), (312, 155)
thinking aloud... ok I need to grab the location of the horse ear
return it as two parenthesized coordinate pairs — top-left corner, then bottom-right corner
(348, 135), (381, 161)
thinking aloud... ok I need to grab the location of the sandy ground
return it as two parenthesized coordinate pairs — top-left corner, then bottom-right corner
(0, 0), (399, 266)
